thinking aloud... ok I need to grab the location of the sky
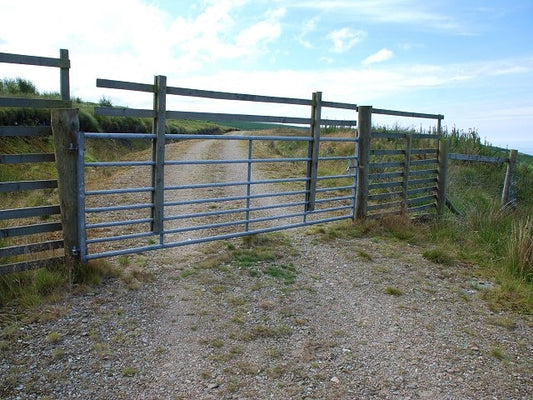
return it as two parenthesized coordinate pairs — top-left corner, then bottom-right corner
(1, 0), (532, 154)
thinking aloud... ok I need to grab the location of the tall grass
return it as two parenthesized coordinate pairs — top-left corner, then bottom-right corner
(506, 218), (533, 282)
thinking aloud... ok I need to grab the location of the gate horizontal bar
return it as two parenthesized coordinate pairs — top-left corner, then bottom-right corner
(409, 169), (438, 177)
(164, 157), (310, 166)
(164, 189), (308, 208)
(84, 213), (353, 261)
(316, 174), (356, 182)
(410, 159), (438, 166)
(407, 194), (436, 205)
(368, 191), (403, 201)
(86, 161), (155, 167)
(165, 177), (307, 191)
(86, 217), (153, 230)
(369, 161), (404, 169)
(408, 203), (436, 213)
(86, 187), (154, 196)
(369, 171), (404, 180)
(85, 202), (153, 213)
(86, 231), (154, 244)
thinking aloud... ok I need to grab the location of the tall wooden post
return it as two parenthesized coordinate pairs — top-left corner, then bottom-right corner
(355, 106), (372, 220)
(436, 139), (450, 216)
(151, 75), (167, 237)
(501, 149), (518, 207)
(59, 49), (70, 102)
(51, 108), (81, 273)
(305, 91), (322, 213)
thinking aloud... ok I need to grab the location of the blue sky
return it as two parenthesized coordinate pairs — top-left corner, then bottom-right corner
(1, 0), (532, 154)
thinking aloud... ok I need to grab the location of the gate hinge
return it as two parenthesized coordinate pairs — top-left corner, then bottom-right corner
(69, 142), (78, 152)
(71, 246), (80, 258)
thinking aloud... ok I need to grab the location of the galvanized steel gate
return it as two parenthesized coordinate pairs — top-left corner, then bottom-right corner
(77, 77), (359, 262)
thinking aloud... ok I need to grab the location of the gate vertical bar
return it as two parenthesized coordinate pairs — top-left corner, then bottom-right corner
(355, 106), (372, 220)
(245, 139), (253, 231)
(77, 130), (87, 262)
(402, 134), (412, 215)
(305, 91), (322, 215)
(151, 75), (167, 241)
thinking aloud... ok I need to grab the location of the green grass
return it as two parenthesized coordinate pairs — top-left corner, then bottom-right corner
(423, 248), (456, 266)
(384, 286), (403, 296)
(264, 263), (297, 284)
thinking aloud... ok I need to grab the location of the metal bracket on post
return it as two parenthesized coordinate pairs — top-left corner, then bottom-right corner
(151, 75), (167, 238)
(305, 91), (322, 213)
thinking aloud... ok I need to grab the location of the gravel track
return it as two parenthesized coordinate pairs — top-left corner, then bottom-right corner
(1, 134), (531, 399)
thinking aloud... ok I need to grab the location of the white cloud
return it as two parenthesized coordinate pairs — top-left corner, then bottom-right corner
(327, 28), (366, 53)
(284, 0), (469, 35)
(298, 16), (320, 48)
(362, 49), (394, 65)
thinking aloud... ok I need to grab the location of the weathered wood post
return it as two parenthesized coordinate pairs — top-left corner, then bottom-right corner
(51, 108), (81, 274)
(59, 49), (70, 102)
(151, 75), (167, 238)
(501, 149), (518, 207)
(305, 91), (322, 213)
(436, 139), (450, 216)
(355, 106), (372, 220)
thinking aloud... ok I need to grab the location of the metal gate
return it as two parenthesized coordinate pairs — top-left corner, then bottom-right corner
(77, 77), (359, 261)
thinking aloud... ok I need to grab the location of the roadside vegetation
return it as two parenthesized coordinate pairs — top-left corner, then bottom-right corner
(1, 78), (532, 318)
(258, 125), (533, 314)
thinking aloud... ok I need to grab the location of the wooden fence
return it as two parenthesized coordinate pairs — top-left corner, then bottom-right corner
(0, 49), (520, 275)
(355, 106), (446, 219)
(0, 49), (71, 274)
(449, 150), (518, 207)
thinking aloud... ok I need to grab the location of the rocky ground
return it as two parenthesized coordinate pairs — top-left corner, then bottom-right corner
(1, 135), (531, 399)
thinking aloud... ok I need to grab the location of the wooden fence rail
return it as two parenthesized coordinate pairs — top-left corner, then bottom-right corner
(0, 49), (71, 275)
(0, 49), (521, 275)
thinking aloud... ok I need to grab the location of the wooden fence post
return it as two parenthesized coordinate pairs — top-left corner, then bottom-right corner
(151, 75), (167, 237)
(59, 49), (70, 102)
(501, 149), (518, 207)
(305, 91), (322, 213)
(51, 108), (81, 273)
(436, 139), (450, 216)
(355, 106), (372, 220)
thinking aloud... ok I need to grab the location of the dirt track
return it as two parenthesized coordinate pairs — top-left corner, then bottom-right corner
(1, 135), (532, 399)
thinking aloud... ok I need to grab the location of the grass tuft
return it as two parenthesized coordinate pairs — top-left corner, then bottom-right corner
(505, 217), (532, 282)
(384, 286), (403, 296)
(423, 248), (455, 266)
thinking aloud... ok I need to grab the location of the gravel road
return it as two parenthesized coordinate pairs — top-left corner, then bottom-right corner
(1, 134), (532, 399)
